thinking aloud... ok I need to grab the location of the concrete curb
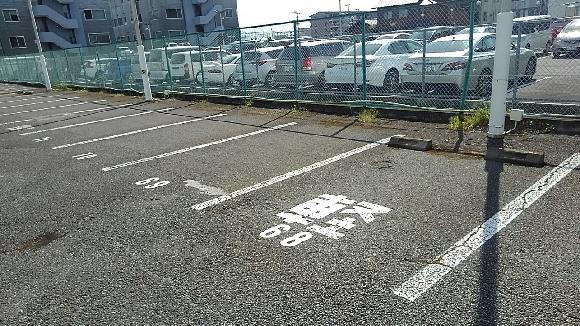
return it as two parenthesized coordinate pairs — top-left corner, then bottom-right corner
(485, 148), (545, 167)
(388, 136), (433, 151)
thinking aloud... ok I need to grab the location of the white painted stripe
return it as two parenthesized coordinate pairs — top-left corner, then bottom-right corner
(191, 135), (403, 211)
(52, 113), (227, 149)
(392, 153), (580, 302)
(0, 106), (115, 126)
(0, 96), (44, 104)
(0, 97), (78, 109)
(102, 122), (298, 172)
(0, 100), (106, 118)
(19, 104), (138, 136)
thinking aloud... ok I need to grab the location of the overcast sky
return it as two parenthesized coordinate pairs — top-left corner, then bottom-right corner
(237, 0), (380, 27)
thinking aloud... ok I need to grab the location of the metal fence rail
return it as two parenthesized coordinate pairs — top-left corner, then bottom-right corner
(1, 2), (579, 118)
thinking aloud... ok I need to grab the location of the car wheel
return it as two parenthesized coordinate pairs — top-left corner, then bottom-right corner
(226, 75), (235, 87)
(316, 71), (326, 90)
(264, 71), (275, 87)
(552, 51), (560, 59)
(525, 43), (531, 50)
(94, 71), (105, 84)
(524, 57), (536, 81)
(383, 69), (400, 93)
(545, 41), (552, 55)
(476, 69), (493, 97)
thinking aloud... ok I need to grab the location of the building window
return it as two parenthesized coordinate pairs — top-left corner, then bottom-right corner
(88, 33), (111, 45)
(166, 9), (183, 19)
(84, 9), (106, 20)
(168, 30), (185, 37)
(154, 31), (164, 38)
(3, 9), (20, 22)
(9, 36), (26, 48)
(224, 8), (234, 18)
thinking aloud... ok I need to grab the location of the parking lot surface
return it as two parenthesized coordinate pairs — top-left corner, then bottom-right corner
(0, 84), (579, 324)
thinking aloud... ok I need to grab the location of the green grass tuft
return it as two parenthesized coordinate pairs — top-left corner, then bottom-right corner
(449, 108), (490, 131)
(358, 109), (379, 123)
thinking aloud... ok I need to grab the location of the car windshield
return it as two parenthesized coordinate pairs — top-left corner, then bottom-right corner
(203, 52), (223, 61)
(426, 39), (469, 53)
(562, 20), (580, 33)
(458, 27), (490, 34)
(411, 30), (435, 40)
(340, 43), (382, 56)
(243, 52), (262, 61)
(221, 54), (239, 64)
(171, 54), (186, 64)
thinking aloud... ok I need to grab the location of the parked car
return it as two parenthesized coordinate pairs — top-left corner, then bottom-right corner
(170, 50), (230, 83)
(457, 26), (496, 34)
(82, 58), (117, 80)
(511, 15), (552, 53)
(196, 54), (241, 85)
(325, 39), (422, 92)
(231, 46), (285, 86)
(550, 17), (577, 41)
(148, 45), (197, 82)
(376, 33), (412, 40)
(272, 40), (351, 87)
(552, 18), (580, 58)
(223, 41), (264, 54)
(409, 26), (456, 43)
(400, 33), (537, 96)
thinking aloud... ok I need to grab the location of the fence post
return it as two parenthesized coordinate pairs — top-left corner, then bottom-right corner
(361, 12), (368, 105)
(421, 29), (427, 97)
(63, 49), (73, 83)
(460, 0), (477, 109)
(114, 47), (125, 90)
(79, 47), (88, 87)
(512, 22), (522, 109)
(238, 28), (247, 96)
(197, 33), (207, 95)
(219, 42), (226, 94)
(293, 20), (299, 100)
(95, 48), (102, 87)
(164, 41), (174, 91)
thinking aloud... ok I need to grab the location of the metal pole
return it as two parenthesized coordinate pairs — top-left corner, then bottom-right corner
(361, 12), (367, 104)
(488, 0), (513, 137)
(511, 22), (522, 109)
(292, 21), (299, 100)
(238, 28), (247, 96)
(27, 0), (51, 91)
(130, 0), (153, 101)
(460, 0), (476, 109)
(339, 0), (343, 36)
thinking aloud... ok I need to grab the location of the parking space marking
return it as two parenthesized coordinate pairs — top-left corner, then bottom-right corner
(392, 153), (580, 303)
(52, 113), (227, 149)
(184, 180), (227, 196)
(0, 96), (44, 104)
(0, 101), (105, 118)
(18, 104), (138, 136)
(191, 135), (403, 211)
(102, 122), (298, 172)
(0, 106), (117, 126)
(0, 98), (78, 109)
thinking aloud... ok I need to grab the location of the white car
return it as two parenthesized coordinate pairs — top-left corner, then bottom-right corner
(511, 15), (552, 53)
(169, 50), (230, 83)
(552, 19), (580, 58)
(82, 58), (117, 80)
(457, 26), (496, 34)
(196, 54), (241, 85)
(376, 33), (412, 40)
(400, 33), (537, 96)
(231, 46), (285, 86)
(148, 45), (197, 82)
(325, 39), (422, 91)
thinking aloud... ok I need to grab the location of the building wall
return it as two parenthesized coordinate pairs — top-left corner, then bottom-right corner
(310, 12), (359, 38)
(0, 0), (37, 56)
(376, 1), (469, 32)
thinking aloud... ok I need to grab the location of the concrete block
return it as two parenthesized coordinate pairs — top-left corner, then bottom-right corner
(388, 136), (432, 151)
(485, 148), (545, 167)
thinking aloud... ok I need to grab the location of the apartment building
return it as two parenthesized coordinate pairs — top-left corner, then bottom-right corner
(0, 0), (238, 56)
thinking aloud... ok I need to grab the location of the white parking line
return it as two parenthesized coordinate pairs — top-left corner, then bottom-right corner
(0, 101), (106, 118)
(0, 97), (78, 109)
(52, 113), (227, 149)
(392, 153), (580, 303)
(0, 106), (116, 126)
(0, 96), (44, 104)
(102, 122), (298, 172)
(191, 135), (403, 211)
(19, 104), (136, 135)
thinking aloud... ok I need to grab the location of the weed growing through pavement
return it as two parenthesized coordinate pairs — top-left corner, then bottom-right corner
(449, 108), (490, 131)
(53, 83), (71, 91)
(358, 108), (378, 123)
(290, 104), (305, 113)
(243, 98), (253, 107)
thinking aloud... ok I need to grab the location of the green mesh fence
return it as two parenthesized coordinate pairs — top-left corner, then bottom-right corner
(1, 3), (579, 118)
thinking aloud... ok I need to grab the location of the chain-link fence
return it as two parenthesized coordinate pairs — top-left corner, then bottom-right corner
(1, 2), (579, 118)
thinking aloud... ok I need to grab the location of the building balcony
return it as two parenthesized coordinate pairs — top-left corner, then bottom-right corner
(33, 5), (79, 30)
(38, 32), (78, 49)
(192, 4), (223, 26)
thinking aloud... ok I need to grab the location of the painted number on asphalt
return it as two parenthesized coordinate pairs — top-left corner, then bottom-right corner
(33, 137), (51, 142)
(73, 152), (97, 160)
(259, 194), (392, 248)
(135, 177), (170, 189)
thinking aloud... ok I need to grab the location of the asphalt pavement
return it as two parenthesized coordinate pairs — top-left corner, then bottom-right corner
(0, 83), (578, 324)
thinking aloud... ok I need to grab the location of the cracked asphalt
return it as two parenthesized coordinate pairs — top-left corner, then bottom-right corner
(0, 83), (579, 325)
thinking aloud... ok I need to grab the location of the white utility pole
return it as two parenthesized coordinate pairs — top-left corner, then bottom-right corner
(487, 0), (513, 137)
(27, 0), (51, 91)
(338, 0), (343, 36)
(130, 0), (153, 101)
